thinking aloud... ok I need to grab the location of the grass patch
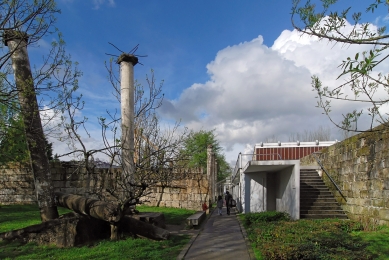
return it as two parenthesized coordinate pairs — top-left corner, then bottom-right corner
(137, 205), (196, 225)
(0, 204), (194, 260)
(242, 211), (389, 260)
(0, 234), (189, 260)
(354, 225), (389, 260)
(0, 204), (72, 233)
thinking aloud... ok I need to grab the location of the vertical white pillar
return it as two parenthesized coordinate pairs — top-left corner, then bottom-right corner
(117, 54), (138, 194)
(207, 145), (213, 204)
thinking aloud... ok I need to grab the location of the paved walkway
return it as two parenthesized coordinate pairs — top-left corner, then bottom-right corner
(177, 207), (255, 260)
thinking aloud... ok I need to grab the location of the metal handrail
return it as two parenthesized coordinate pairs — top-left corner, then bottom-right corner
(312, 152), (347, 202)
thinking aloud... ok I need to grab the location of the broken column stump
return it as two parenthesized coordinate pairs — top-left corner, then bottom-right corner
(0, 212), (110, 247)
(55, 192), (122, 223)
(130, 212), (166, 229)
(120, 215), (169, 240)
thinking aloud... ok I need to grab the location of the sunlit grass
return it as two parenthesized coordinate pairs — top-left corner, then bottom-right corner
(354, 225), (389, 260)
(241, 212), (389, 259)
(0, 204), (193, 260)
(0, 204), (71, 233)
(137, 205), (196, 225)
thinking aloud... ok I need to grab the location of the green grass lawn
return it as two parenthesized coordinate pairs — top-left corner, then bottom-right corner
(137, 205), (196, 225)
(0, 204), (72, 233)
(0, 204), (195, 260)
(240, 212), (389, 260)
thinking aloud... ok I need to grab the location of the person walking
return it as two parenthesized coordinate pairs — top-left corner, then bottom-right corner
(217, 195), (223, 215)
(225, 191), (232, 215)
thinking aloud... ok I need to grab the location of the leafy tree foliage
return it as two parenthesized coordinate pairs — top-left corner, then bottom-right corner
(182, 130), (230, 181)
(0, 103), (54, 164)
(291, 0), (389, 133)
(0, 104), (29, 164)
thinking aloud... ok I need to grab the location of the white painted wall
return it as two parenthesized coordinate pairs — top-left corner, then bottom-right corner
(239, 160), (300, 219)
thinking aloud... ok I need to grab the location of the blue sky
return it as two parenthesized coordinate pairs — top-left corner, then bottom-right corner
(33, 0), (389, 164)
(55, 1), (293, 99)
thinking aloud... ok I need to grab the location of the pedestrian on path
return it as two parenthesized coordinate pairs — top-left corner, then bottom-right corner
(217, 195), (223, 215)
(225, 191), (232, 215)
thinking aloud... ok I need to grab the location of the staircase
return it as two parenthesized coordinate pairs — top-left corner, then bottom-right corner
(300, 169), (347, 219)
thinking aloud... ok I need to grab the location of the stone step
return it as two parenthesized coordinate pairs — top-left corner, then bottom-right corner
(299, 169), (348, 220)
(301, 196), (334, 200)
(301, 186), (329, 190)
(300, 177), (322, 180)
(300, 200), (339, 206)
(300, 178), (323, 182)
(300, 213), (348, 219)
(300, 189), (333, 196)
(301, 196), (336, 201)
(301, 185), (328, 189)
(300, 209), (344, 214)
(301, 178), (324, 181)
(301, 197), (336, 202)
(301, 205), (343, 210)
(301, 184), (327, 188)
(300, 171), (319, 175)
(301, 186), (330, 190)
(300, 174), (320, 177)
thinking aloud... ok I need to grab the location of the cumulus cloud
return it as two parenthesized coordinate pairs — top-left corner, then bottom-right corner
(92, 0), (115, 9)
(159, 20), (385, 163)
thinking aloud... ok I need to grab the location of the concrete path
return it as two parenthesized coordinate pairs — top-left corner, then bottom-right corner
(177, 207), (255, 260)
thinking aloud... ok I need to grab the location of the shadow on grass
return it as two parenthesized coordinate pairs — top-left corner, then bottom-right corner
(0, 233), (191, 260)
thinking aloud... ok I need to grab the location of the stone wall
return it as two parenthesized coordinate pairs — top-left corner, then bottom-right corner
(0, 163), (210, 211)
(0, 162), (116, 205)
(0, 164), (35, 204)
(143, 171), (210, 211)
(301, 125), (389, 225)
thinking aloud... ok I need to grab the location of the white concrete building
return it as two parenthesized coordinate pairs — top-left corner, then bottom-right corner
(230, 141), (336, 220)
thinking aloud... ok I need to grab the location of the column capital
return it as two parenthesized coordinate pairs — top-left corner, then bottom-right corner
(116, 53), (138, 65)
(3, 30), (28, 46)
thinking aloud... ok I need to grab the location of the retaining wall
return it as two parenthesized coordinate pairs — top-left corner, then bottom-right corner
(301, 125), (389, 225)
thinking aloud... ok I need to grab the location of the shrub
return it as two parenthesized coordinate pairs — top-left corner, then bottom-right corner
(244, 217), (377, 260)
(243, 211), (290, 226)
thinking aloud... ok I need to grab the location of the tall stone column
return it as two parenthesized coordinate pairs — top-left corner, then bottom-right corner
(207, 145), (215, 203)
(214, 159), (218, 200)
(207, 145), (213, 177)
(117, 54), (138, 194)
(4, 30), (58, 221)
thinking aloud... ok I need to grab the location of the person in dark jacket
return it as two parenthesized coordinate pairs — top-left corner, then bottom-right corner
(225, 191), (232, 215)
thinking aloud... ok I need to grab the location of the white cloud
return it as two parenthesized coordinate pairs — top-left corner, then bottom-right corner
(92, 0), (115, 10)
(159, 20), (386, 164)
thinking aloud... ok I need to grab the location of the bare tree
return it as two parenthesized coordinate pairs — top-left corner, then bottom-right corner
(0, 0), (59, 70)
(57, 61), (189, 214)
(0, 0), (81, 221)
(291, 0), (389, 133)
(288, 125), (332, 142)
(264, 134), (279, 143)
